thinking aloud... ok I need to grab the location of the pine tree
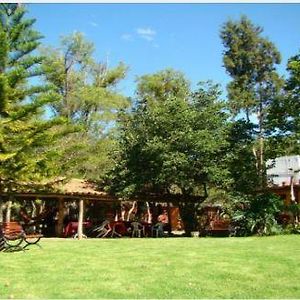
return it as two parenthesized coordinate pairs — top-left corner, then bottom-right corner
(0, 4), (64, 221)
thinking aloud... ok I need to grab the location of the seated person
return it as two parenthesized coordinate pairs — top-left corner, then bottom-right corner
(157, 209), (169, 224)
(157, 209), (170, 234)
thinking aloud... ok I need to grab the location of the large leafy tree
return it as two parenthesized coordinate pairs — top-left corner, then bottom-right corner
(41, 32), (129, 180)
(267, 51), (300, 155)
(107, 69), (228, 234)
(220, 16), (284, 186)
(285, 52), (300, 152)
(0, 4), (65, 221)
(226, 120), (259, 195)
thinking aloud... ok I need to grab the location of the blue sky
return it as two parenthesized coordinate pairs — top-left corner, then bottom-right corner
(28, 3), (300, 99)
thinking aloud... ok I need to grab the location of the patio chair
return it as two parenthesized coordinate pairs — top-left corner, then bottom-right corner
(131, 221), (144, 238)
(92, 220), (112, 238)
(151, 222), (164, 237)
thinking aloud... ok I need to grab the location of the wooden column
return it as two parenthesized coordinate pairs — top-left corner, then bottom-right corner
(77, 199), (84, 240)
(56, 198), (65, 237)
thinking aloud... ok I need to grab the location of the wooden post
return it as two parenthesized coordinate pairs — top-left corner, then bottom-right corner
(146, 202), (152, 224)
(77, 199), (84, 240)
(127, 201), (136, 221)
(56, 198), (65, 237)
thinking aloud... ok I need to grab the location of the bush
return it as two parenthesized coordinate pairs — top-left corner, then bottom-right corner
(282, 223), (300, 235)
(230, 192), (283, 236)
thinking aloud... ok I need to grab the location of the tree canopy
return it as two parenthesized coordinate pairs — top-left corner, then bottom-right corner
(40, 31), (129, 180)
(221, 15), (284, 187)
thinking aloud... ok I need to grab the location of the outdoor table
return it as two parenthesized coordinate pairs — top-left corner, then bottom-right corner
(110, 221), (128, 237)
(64, 221), (92, 237)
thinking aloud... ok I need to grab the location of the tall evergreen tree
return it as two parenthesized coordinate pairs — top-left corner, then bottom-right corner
(0, 4), (64, 221)
(220, 16), (284, 186)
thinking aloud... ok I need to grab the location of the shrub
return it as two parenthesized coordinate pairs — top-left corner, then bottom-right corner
(230, 192), (283, 236)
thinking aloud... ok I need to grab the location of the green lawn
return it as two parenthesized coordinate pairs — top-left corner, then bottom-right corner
(0, 236), (300, 299)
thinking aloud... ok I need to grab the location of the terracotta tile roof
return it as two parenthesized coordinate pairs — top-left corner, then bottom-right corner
(0, 178), (116, 200)
(56, 178), (109, 197)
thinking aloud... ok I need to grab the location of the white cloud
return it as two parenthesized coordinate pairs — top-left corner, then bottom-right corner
(89, 21), (99, 27)
(121, 33), (133, 41)
(136, 27), (156, 41)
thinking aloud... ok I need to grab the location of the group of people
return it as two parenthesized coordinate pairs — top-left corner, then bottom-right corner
(92, 209), (170, 238)
(18, 202), (171, 238)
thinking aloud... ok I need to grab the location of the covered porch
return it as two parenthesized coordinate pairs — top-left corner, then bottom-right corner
(0, 179), (189, 238)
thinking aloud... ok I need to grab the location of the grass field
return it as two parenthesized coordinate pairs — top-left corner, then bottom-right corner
(0, 235), (300, 299)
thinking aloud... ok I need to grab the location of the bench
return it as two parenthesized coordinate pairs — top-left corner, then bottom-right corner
(206, 220), (231, 237)
(0, 221), (43, 251)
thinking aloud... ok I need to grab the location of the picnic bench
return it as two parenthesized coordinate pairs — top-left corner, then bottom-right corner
(0, 221), (43, 251)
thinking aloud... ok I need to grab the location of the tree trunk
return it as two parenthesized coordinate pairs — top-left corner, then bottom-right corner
(127, 201), (136, 221)
(146, 202), (152, 224)
(0, 197), (3, 223)
(120, 203), (126, 221)
(178, 202), (200, 237)
(246, 108), (250, 123)
(77, 199), (84, 240)
(258, 99), (266, 188)
(5, 199), (12, 222)
(31, 200), (37, 218)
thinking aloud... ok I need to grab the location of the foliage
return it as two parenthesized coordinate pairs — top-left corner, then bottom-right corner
(107, 70), (228, 234)
(225, 120), (259, 194)
(280, 203), (300, 234)
(109, 72), (228, 197)
(220, 15), (283, 121)
(40, 32), (129, 180)
(282, 223), (300, 235)
(267, 51), (300, 155)
(230, 192), (283, 236)
(0, 4), (65, 186)
(220, 16), (284, 186)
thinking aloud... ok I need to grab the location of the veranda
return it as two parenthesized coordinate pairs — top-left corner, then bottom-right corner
(0, 179), (188, 239)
